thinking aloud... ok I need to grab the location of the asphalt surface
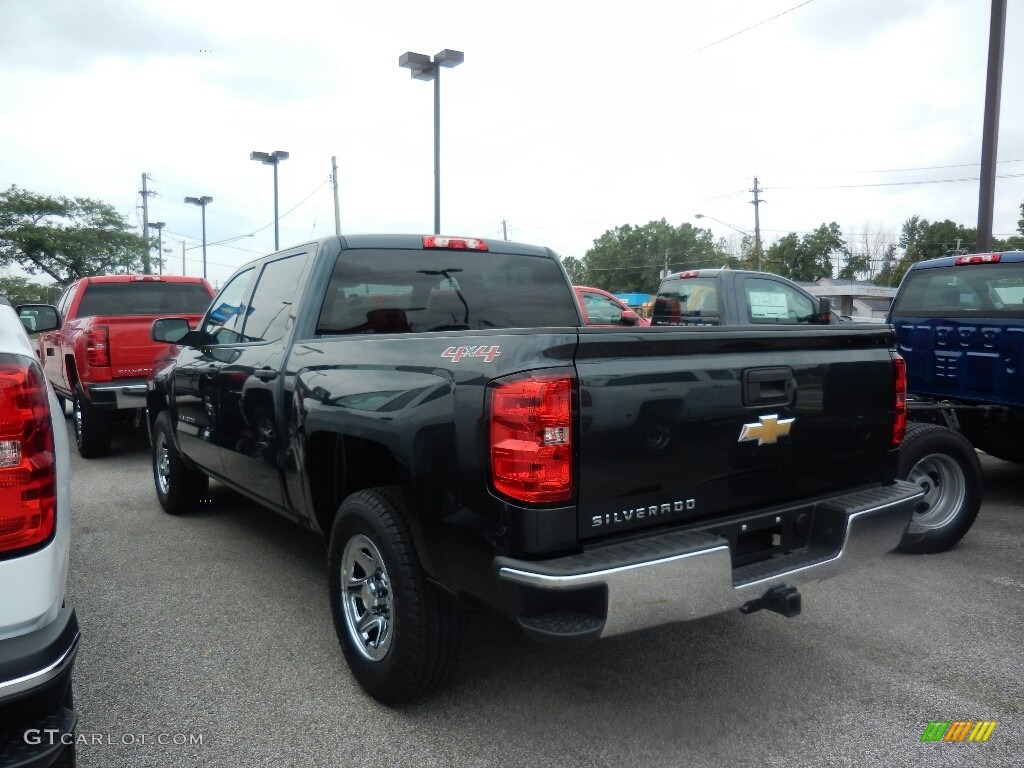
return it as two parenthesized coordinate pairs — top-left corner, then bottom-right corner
(64, 420), (1022, 768)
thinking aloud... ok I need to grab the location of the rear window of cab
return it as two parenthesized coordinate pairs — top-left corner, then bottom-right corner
(891, 263), (1024, 318)
(316, 248), (580, 334)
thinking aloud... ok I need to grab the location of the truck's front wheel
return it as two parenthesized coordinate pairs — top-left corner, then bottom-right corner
(897, 423), (982, 554)
(152, 410), (209, 515)
(328, 487), (459, 704)
(72, 386), (111, 458)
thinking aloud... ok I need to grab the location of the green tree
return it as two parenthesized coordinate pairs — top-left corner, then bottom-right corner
(766, 223), (844, 282)
(0, 275), (58, 304)
(561, 255), (587, 284)
(891, 217), (979, 284)
(583, 219), (731, 293)
(0, 185), (150, 284)
(838, 253), (872, 281)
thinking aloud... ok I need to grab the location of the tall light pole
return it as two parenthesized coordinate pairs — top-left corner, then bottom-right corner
(147, 222), (165, 275)
(399, 48), (464, 234)
(184, 196), (213, 279)
(250, 150), (289, 250)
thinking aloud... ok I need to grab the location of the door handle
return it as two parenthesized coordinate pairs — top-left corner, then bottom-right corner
(743, 367), (795, 407)
(253, 367), (278, 382)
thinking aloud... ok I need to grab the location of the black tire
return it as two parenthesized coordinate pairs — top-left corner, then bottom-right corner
(152, 410), (209, 515)
(72, 385), (111, 458)
(328, 486), (459, 704)
(896, 423), (982, 554)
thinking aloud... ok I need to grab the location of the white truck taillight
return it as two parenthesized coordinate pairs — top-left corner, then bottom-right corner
(489, 373), (573, 504)
(86, 326), (110, 367)
(0, 356), (57, 554)
(891, 352), (907, 447)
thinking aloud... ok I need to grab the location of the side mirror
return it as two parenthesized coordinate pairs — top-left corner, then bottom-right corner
(621, 309), (641, 326)
(815, 297), (833, 324)
(152, 317), (192, 344)
(16, 304), (60, 334)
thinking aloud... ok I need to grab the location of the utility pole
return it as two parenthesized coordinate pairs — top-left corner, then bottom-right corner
(331, 156), (341, 236)
(140, 173), (154, 274)
(750, 176), (764, 272)
(182, 241), (186, 276)
(664, 248), (669, 279)
(977, 0), (1006, 252)
(502, 219), (508, 240)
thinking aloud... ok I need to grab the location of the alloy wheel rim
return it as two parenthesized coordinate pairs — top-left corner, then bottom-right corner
(340, 534), (393, 662)
(155, 432), (171, 496)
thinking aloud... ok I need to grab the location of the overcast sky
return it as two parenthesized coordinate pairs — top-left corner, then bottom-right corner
(2, 0), (1022, 286)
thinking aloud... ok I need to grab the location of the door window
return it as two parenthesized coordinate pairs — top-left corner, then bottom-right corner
(743, 278), (815, 324)
(581, 291), (626, 325)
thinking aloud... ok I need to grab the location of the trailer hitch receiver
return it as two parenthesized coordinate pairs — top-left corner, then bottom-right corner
(740, 585), (801, 618)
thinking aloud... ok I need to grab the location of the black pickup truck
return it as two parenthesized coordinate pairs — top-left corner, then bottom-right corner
(147, 234), (921, 703)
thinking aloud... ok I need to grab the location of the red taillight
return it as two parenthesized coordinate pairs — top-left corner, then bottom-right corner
(423, 235), (489, 251)
(86, 326), (110, 367)
(489, 374), (573, 504)
(891, 352), (907, 447)
(676, 270), (699, 278)
(0, 356), (56, 554)
(955, 253), (1000, 265)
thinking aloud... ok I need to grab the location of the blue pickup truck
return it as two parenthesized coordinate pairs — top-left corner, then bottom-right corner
(887, 251), (1024, 552)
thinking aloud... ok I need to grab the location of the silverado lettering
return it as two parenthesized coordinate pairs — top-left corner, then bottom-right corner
(147, 233), (923, 705)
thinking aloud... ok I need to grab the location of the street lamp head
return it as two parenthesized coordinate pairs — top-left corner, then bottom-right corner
(184, 196), (212, 206)
(147, 222), (165, 229)
(251, 150), (289, 165)
(433, 49), (464, 67)
(399, 51), (435, 79)
(694, 214), (705, 220)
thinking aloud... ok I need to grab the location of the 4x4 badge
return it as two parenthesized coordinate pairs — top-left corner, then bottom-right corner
(738, 414), (794, 445)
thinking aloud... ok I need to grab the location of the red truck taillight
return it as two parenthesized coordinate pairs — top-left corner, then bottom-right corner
(489, 373), (573, 504)
(892, 352), (907, 447)
(86, 326), (110, 367)
(0, 356), (57, 554)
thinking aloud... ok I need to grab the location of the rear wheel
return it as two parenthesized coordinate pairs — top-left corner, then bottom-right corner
(897, 423), (982, 554)
(328, 486), (459, 704)
(152, 410), (208, 515)
(72, 385), (111, 458)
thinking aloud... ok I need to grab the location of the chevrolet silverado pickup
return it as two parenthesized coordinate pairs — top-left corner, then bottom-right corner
(147, 234), (921, 703)
(650, 268), (838, 326)
(37, 274), (214, 457)
(885, 251), (1024, 552)
(1, 298), (79, 767)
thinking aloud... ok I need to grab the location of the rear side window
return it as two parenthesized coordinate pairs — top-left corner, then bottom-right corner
(76, 282), (212, 317)
(891, 263), (1024, 318)
(242, 253), (310, 342)
(316, 249), (579, 334)
(652, 277), (720, 325)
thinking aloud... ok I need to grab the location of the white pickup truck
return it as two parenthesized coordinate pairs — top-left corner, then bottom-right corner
(0, 298), (79, 767)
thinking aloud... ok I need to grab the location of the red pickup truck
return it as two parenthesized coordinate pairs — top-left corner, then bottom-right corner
(38, 275), (214, 457)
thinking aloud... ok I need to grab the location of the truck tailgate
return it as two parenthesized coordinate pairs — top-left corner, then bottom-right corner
(103, 315), (203, 378)
(575, 326), (899, 540)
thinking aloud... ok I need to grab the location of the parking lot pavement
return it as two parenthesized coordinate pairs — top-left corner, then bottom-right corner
(64, 422), (1022, 767)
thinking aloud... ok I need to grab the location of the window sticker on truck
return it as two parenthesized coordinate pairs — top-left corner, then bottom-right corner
(442, 345), (501, 363)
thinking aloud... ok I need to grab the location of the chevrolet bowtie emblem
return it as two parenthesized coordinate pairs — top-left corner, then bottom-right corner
(738, 414), (795, 445)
